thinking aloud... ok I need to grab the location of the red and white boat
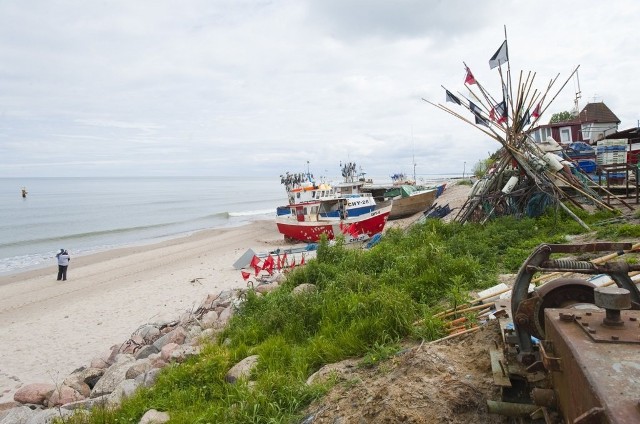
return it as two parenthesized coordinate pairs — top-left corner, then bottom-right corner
(276, 197), (392, 243)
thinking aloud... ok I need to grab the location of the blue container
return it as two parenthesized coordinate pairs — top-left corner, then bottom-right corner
(577, 159), (596, 174)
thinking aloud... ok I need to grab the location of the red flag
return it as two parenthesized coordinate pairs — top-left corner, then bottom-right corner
(250, 255), (261, 269)
(263, 255), (275, 275)
(276, 254), (282, 270)
(290, 257), (296, 268)
(489, 107), (496, 121)
(300, 254), (305, 266)
(282, 252), (288, 267)
(254, 265), (262, 276)
(464, 66), (476, 85)
(241, 270), (251, 280)
(532, 102), (541, 119)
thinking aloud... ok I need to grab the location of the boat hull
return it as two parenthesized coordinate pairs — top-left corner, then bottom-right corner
(276, 205), (391, 242)
(389, 188), (437, 220)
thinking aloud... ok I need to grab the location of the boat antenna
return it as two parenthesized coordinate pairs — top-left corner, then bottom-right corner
(412, 127), (417, 183)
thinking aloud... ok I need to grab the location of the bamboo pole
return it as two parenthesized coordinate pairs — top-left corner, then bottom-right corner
(428, 326), (481, 345)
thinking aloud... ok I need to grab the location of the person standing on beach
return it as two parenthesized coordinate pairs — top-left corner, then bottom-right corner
(56, 249), (71, 281)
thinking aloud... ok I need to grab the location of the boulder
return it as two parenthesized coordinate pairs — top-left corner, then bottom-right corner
(25, 407), (74, 424)
(90, 354), (135, 398)
(0, 406), (34, 424)
(160, 343), (180, 362)
(187, 325), (202, 340)
(225, 355), (259, 383)
(293, 283), (317, 296)
(106, 379), (139, 407)
(306, 358), (360, 386)
(217, 307), (234, 328)
(125, 359), (152, 380)
(47, 385), (84, 407)
(63, 372), (94, 398)
(134, 369), (161, 388)
(199, 328), (217, 342)
(13, 383), (55, 406)
(152, 327), (187, 351)
(60, 397), (98, 411)
(169, 345), (200, 362)
(139, 409), (170, 424)
(134, 344), (160, 360)
(73, 367), (105, 390)
(255, 283), (278, 294)
(201, 311), (218, 328)
(119, 335), (145, 354)
(138, 325), (161, 344)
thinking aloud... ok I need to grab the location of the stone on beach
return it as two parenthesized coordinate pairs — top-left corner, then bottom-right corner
(160, 343), (180, 362)
(125, 359), (153, 380)
(0, 406), (34, 424)
(90, 354), (135, 398)
(292, 283), (317, 295)
(152, 327), (187, 351)
(13, 383), (55, 405)
(47, 385), (84, 407)
(134, 369), (161, 388)
(134, 344), (160, 360)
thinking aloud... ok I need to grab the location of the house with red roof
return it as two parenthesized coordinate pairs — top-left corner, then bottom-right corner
(530, 102), (621, 144)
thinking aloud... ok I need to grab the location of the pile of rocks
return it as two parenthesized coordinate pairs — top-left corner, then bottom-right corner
(0, 288), (246, 424)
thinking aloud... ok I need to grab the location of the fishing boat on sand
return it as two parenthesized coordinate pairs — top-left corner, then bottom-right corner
(275, 197), (391, 243)
(384, 184), (437, 220)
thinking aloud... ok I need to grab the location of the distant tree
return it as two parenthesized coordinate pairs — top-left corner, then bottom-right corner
(549, 111), (575, 124)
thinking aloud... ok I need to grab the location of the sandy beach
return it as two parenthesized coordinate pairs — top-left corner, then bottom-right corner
(0, 220), (289, 404)
(0, 181), (470, 405)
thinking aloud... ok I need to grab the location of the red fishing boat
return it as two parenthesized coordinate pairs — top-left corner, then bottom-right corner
(276, 197), (391, 243)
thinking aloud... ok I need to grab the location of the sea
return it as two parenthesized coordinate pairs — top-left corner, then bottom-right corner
(0, 176), (284, 276)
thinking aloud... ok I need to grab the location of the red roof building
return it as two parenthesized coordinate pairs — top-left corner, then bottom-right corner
(531, 102), (620, 144)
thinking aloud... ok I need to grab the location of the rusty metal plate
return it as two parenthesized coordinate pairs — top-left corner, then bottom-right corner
(545, 307), (640, 423)
(572, 310), (640, 344)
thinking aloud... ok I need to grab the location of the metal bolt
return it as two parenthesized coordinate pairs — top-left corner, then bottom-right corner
(559, 313), (575, 322)
(612, 335), (619, 341)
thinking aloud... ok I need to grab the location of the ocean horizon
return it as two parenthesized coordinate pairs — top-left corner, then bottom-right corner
(0, 173), (460, 276)
(0, 176), (287, 276)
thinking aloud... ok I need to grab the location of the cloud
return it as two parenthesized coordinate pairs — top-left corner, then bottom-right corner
(0, 1), (639, 178)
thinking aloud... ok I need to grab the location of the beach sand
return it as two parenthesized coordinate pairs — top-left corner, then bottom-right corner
(0, 220), (288, 404)
(0, 181), (471, 404)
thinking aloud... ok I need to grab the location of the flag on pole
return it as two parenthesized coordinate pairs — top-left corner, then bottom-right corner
(532, 102), (542, 119)
(262, 255), (275, 275)
(469, 101), (482, 116)
(475, 114), (490, 127)
(490, 100), (507, 124)
(445, 89), (462, 105)
(241, 271), (251, 280)
(464, 66), (476, 85)
(519, 110), (531, 128)
(489, 40), (508, 69)
(300, 254), (305, 266)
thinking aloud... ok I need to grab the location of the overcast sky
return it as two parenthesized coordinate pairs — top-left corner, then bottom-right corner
(1, 1), (638, 179)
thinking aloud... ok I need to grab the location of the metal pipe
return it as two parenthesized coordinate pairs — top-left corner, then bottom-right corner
(486, 400), (540, 417)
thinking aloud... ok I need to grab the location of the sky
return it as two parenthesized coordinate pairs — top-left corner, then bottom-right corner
(1, 0), (639, 179)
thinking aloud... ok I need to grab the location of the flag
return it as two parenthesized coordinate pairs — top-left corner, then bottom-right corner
(475, 114), (490, 127)
(254, 265), (262, 276)
(490, 100), (507, 124)
(282, 252), (288, 268)
(249, 255), (261, 269)
(276, 254), (282, 270)
(241, 271), (251, 280)
(519, 110), (531, 128)
(300, 254), (305, 266)
(445, 89), (462, 105)
(532, 102), (541, 119)
(469, 101), (482, 116)
(464, 66), (476, 85)
(262, 255), (274, 275)
(489, 40), (508, 69)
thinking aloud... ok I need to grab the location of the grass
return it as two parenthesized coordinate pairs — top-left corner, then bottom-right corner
(63, 206), (635, 423)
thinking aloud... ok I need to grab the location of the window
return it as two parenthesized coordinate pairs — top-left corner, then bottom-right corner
(560, 128), (571, 143)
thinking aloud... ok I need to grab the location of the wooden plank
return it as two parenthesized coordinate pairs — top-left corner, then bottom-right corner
(490, 347), (512, 387)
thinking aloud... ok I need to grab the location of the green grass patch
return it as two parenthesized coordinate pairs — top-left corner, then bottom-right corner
(66, 208), (636, 424)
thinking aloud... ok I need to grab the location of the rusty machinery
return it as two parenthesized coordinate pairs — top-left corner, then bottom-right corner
(489, 242), (640, 423)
